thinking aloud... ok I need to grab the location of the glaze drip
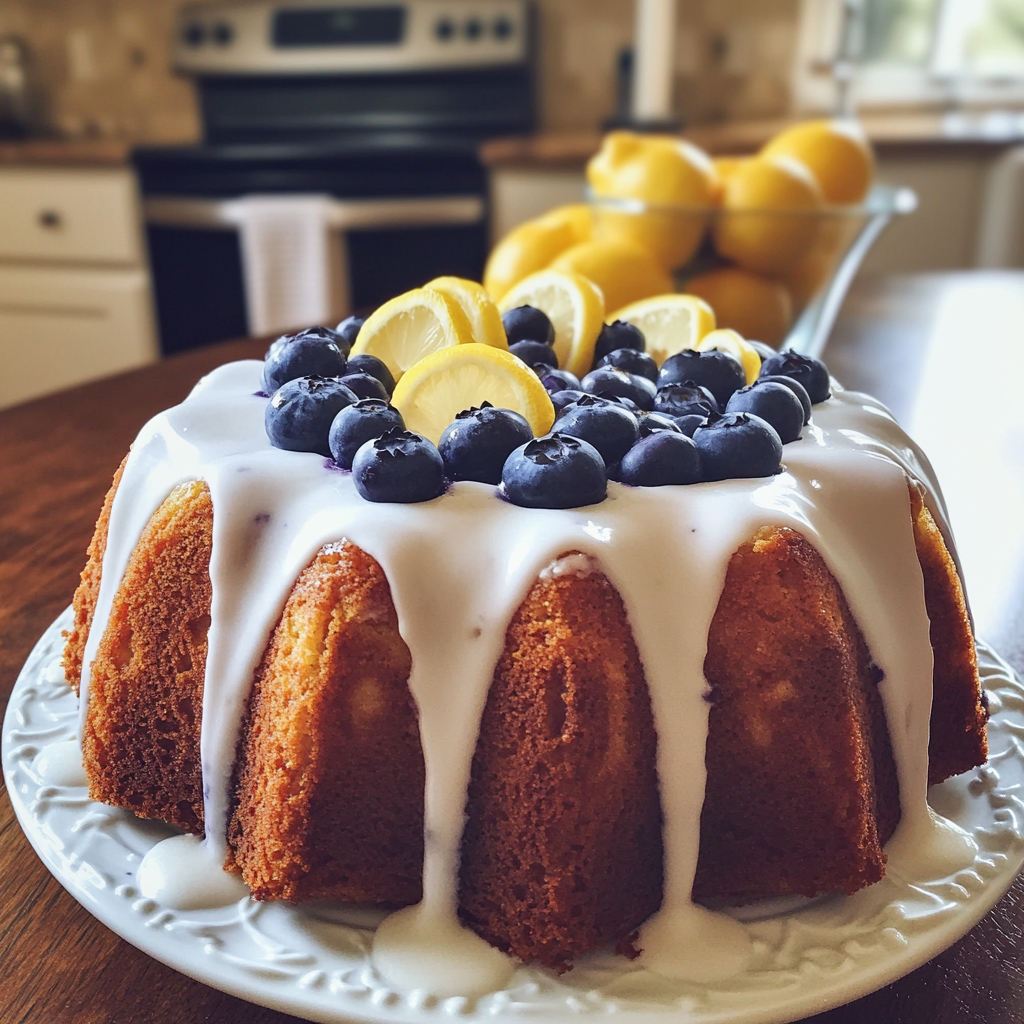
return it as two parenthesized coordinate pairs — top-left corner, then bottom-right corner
(77, 361), (973, 993)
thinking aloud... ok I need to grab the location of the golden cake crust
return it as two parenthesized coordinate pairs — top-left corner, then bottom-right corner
(694, 525), (900, 902)
(909, 486), (988, 782)
(458, 557), (664, 968)
(80, 479), (212, 833)
(228, 540), (424, 905)
(63, 455), (127, 694)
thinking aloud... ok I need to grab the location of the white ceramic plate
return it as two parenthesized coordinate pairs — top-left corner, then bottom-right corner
(5, 609), (1024, 1024)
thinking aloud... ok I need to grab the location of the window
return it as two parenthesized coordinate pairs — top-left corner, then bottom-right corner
(794, 0), (1024, 111)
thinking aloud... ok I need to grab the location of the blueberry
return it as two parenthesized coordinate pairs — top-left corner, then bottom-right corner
(612, 394), (641, 414)
(538, 368), (581, 394)
(726, 380), (804, 444)
(593, 320), (645, 364)
(352, 428), (446, 503)
(581, 367), (656, 410)
(345, 353), (396, 397)
(672, 413), (708, 437)
(502, 305), (555, 346)
(329, 398), (405, 470)
(619, 432), (703, 486)
(510, 339), (558, 369)
(598, 347), (658, 383)
(438, 404), (533, 484)
(262, 327), (347, 393)
(693, 412), (783, 481)
(265, 376), (358, 457)
(340, 371), (390, 402)
(759, 351), (831, 404)
(555, 394), (640, 466)
(654, 382), (718, 419)
(636, 410), (683, 438)
(334, 315), (364, 355)
(759, 374), (812, 424)
(658, 349), (746, 408)
(501, 433), (607, 509)
(551, 388), (586, 413)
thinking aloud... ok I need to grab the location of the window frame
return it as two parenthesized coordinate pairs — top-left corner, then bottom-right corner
(793, 0), (1024, 113)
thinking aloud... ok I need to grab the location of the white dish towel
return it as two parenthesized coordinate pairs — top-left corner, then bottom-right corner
(233, 193), (345, 337)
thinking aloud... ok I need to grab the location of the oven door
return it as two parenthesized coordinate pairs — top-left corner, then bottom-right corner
(144, 193), (486, 354)
(134, 142), (492, 354)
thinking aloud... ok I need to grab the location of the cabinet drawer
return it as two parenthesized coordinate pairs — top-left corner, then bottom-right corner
(0, 264), (157, 407)
(0, 168), (144, 265)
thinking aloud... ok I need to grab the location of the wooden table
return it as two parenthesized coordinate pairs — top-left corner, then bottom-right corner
(2, 273), (1023, 1023)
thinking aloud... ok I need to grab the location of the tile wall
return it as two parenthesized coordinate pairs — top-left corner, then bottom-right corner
(0, 0), (801, 143)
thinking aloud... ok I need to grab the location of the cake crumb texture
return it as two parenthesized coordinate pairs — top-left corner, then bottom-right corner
(909, 486), (988, 783)
(228, 541), (423, 905)
(458, 558), (664, 969)
(81, 479), (212, 833)
(694, 525), (901, 902)
(63, 455), (127, 694)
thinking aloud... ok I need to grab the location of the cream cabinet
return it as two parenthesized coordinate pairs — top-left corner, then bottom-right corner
(0, 166), (157, 409)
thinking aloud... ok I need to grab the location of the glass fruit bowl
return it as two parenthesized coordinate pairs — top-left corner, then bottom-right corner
(587, 184), (917, 359)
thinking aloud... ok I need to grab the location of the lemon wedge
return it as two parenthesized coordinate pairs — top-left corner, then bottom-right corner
(697, 328), (761, 385)
(496, 270), (604, 379)
(350, 287), (475, 380)
(607, 294), (716, 367)
(391, 343), (555, 445)
(425, 276), (507, 349)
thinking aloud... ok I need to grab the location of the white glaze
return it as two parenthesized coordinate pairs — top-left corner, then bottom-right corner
(75, 361), (973, 994)
(137, 834), (250, 910)
(372, 904), (515, 998)
(33, 740), (88, 788)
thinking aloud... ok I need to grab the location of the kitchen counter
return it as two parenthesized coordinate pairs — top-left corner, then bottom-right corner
(480, 111), (1024, 169)
(2, 271), (1024, 1023)
(0, 138), (132, 166)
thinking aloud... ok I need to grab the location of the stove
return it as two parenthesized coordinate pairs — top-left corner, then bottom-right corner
(138, 0), (535, 353)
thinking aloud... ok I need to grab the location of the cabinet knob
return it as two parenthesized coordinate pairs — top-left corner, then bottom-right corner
(38, 209), (63, 230)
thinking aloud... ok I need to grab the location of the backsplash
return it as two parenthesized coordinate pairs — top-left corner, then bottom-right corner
(0, 0), (800, 142)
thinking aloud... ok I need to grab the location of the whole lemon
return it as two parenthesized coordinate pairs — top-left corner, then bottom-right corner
(761, 119), (874, 205)
(710, 156), (751, 203)
(775, 217), (856, 310)
(712, 155), (823, 274)
(587, 131), (717, 269)
(537, 202), (593, 240)
(550, 238), (674, 314)
(684, 266), (793, 346)
(484, 204), (592, 302)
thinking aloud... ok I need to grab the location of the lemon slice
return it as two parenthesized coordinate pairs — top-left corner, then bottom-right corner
(607, 293), (716, 367)
(391, 343), (556, 445)
(426, 276), (507, 349)
(350, 287), (475, 381)
(496, 270), (604, 380)
(697, 328), (761, 385)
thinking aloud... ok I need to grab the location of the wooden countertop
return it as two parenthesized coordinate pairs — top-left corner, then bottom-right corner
(2, 274), (1024, 1022)
(0, 138), (133, 167)
(480, 111), (1024, 169)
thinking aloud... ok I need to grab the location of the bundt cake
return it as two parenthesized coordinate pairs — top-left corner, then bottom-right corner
(63, 358), (988, 990)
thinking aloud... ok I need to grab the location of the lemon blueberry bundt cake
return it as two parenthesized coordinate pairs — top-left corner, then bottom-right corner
(63, 306), (988, 990)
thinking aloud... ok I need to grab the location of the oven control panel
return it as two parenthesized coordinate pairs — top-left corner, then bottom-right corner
(175, 0), (530, 74)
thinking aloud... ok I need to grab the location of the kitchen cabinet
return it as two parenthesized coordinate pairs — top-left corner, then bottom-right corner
(0, 166), (157, 409)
